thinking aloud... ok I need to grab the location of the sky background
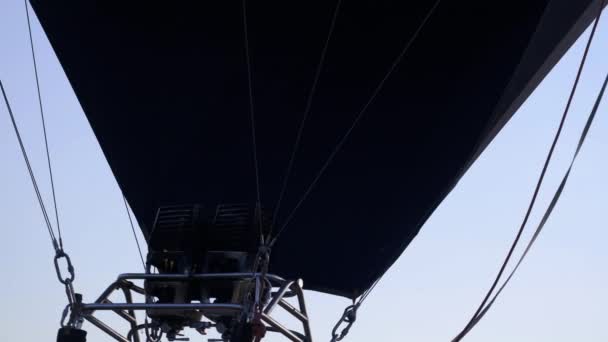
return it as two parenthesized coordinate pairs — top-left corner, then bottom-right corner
(1, 1), (607, 341)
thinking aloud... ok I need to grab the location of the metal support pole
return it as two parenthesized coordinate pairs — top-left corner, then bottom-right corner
(262, 314), (304, 342)
(120, 286), (141, 342)
(278, 299), (308, 323)
(101, 299), (136, 323)
(293, 281), (313, 339)
(116, 272), (285, 283)
(264, 281), (293, 315)
(84, 303), (243, 312)
(84, 315), (130, 342)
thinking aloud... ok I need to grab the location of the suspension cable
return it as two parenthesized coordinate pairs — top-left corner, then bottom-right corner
(1, 79), (60, 252)
(270, 0), (442, 247)
(452, 3), (604, 340)
(242, 0), (265, 244)
(5, 8), (80, 325)
(123, 196), (146, 270)
(2, 81), (77, 319)
(24, 0), (64, 248)
(270, 0), (343, 238)
(2, 81), (77, 321)
(454, 68), (608, 341)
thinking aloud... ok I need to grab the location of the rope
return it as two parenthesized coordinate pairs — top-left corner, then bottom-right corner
(270, 0), (442, 247)
(454, 67), (608, 341)
(1, 79), (59, 252)
(452, 3), (604, 340)
(123, 196), (146, 270)
(270, 0), (343, 238)
(24, 0), (64, 248)
(242, 0), (265, 244)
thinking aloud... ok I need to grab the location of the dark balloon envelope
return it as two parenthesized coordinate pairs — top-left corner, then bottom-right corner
(30, 0), (604, 298)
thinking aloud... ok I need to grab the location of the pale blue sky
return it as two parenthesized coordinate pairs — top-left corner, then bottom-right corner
(1, 1), (606, 341)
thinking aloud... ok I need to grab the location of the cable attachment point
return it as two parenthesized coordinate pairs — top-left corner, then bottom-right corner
(247, 244), (272, 325)
(54, 249), (79, 308)
(54, 248), (84, 333)
(255, 245), (271, 272)
(331, 304), (359, 342)
(252, 244), (272, 289)
(60, 293), (84, 330)
(54, 250), (75, 285)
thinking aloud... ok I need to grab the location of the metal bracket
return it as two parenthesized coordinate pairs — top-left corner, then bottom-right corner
(78, 272), (313, 342)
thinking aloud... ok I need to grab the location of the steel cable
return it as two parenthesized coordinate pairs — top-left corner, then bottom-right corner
(123, 196), (146, 270)
(242, 0), (265, 244)
(1, 80), (59, 251)
(24, 0), (64, 248)
(270, 0), (442, 247)
(270, 0), (343, 238)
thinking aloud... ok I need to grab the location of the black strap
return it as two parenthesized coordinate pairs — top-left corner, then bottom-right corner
(454, 60), (608, 341)
(453, 2), (606, 339)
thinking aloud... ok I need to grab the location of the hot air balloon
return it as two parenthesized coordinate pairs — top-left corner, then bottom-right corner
(4, 0), (605, 341)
